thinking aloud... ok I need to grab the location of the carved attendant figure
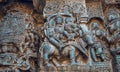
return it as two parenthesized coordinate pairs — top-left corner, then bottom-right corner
(107, 18), (120, 55)
(90, 22), (106, 62)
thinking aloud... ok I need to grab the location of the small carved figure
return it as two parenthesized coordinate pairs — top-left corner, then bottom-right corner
(108, 20), (120, 35)
(90, 22), (106, 62)
(79, 24), (94, 46)
(107, 20), (120, 55)
(18, 23), (40, 71)
(64, 17), (88, 57)
(77, 24), (95, 64)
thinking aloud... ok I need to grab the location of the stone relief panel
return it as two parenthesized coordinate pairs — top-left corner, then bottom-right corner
(0, 23), (41, 72)
(40, 13), (93, 67)
(0, 0), (120, 72)
(39, 13), (113, 72)
(0, 3), (42, 72)
(39, 0), (114, 71)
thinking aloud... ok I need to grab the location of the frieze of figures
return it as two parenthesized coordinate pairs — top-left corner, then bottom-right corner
(0, 0), (119, 72)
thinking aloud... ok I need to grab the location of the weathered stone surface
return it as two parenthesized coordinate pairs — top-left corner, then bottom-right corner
(0, 0), (119, 72)
(0, 3), (35, 44)
(43, 62), (112, 72)
(87, 1), (104, 20)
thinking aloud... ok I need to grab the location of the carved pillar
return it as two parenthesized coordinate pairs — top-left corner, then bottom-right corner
(43, 0), (88, 23)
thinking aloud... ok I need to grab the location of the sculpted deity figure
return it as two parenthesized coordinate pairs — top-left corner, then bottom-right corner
(78, 23), (94, 63)
(40, 13), (85, 66)
(78, 24), (94, 47)
(18, 23), (40, 71)
(107, 18), (120, 55)
(64, 17), (88, 57)
(90, 22), (106, 62)
(19, 24), (35, 55)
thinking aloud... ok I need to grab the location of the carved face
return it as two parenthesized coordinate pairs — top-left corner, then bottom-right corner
(55, 26), (64, 33)
(47, 28), (55, 37)
(92, 22), (99, 30)
(96, 30), (105, 37)
(108, 21), (120, 33)
(49, 19), (55, 27)
(93, 43), (103, 54)
(55, 16), (63, 25)
(65, 17), (73, 24)
(108, 14), (116, 21)
(80, 24), (90, 35)
(64, 24), (73, 33)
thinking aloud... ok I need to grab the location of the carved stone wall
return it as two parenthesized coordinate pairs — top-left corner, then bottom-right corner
(87, 1), (104, 20)
(0, 0), (119, 72)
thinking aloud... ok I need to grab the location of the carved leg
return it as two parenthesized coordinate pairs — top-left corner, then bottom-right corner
(97, 48), (105, 61)
(91, 48), (97, 62)
(52, 58), (60, 66)
(44, 53), (51, 66)
(69, 46), (76, 65)
(100, 53), (105, 61)
(73, 13), (77, 22)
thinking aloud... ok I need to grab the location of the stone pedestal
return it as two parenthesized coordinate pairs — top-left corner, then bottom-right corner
(42, 61), (113, 72)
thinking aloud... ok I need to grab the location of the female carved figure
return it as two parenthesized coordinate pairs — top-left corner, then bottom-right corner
(89, 21), (107, 62)
(107, 19), (120, 55)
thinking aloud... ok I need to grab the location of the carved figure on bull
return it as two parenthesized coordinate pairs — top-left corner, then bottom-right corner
(40, 13), (91, 66)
